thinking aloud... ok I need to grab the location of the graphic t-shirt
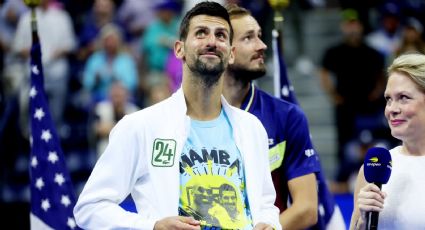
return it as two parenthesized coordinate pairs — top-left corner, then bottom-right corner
(179, 110), (253, 229)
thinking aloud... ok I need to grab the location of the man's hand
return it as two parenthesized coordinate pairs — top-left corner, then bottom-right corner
(253, 222), (274, 230)
(154, 216), (201, 230)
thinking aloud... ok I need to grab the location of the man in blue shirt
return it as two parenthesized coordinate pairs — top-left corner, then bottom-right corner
(223, 4), (346, 229)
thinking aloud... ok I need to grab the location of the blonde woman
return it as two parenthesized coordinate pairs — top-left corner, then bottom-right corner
(350, 53), (425, 229)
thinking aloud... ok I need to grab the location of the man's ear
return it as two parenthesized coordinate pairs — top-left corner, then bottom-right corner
(174, 40), (184, 60)
(228, 46), (235, 65)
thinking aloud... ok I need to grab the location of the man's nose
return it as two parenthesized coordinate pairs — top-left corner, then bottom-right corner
(206, 33), (217, 46)
(256, 37), (267, 50)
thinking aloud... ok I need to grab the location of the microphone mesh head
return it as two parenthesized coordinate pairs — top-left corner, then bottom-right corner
(364, 147), (392, 184)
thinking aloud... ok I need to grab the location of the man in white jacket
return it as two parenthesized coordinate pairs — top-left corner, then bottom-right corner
(74, 2), (281, 229)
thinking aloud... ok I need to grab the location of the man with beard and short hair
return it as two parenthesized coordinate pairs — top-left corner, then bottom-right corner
(320, 9), (387, 193)
(74, 2), (280, 230)
(223, 4), (346, 229)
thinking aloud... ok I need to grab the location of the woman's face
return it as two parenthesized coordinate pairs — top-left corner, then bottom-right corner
(384, 72), (425, 142)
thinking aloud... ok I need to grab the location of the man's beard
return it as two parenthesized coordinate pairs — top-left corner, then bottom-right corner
(228, 63), (266, 84)
(188, 57), (225, 88)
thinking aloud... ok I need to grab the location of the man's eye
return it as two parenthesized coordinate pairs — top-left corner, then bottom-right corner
(196, 30), (206, 37)
(243, 36), (252, 41)
(216, 32), (226, 39)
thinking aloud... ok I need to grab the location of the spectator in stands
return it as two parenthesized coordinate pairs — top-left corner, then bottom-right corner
(92, 82), (139, 157)
(320, 8), (388, 193)
(139, 1), (181, 107)
(140, 0), (180, 72)
(82, 23), (138, 104)
(116, 0), (156, 59)
(140, 0), (180, 73)
(77, 0), (116, 62)
(0, 0), (27, 98)
(13, 0), (76, 132)
(366, 2), (402, 66)
(394, 17), (425, 57)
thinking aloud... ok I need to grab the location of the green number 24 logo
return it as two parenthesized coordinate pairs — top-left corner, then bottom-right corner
(152, 139), (176, 167)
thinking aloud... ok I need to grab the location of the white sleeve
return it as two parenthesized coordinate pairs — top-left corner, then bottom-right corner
(73, 117), (156, 229)
(257, 124), (282, 230)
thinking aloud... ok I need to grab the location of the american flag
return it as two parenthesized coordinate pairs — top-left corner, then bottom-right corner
(29, 33), (79, 229)
(272, 29), (298, 104)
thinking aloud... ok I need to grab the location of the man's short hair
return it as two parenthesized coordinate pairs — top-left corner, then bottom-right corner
(226, 3), (251, 19)
(179, 1), (233, 43)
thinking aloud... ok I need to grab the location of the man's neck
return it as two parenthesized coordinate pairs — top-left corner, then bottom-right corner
(183, 73), (223, 121)
(222, 71), (251, 109)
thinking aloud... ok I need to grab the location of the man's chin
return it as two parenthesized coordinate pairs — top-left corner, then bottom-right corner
(199, 56), (221, 65)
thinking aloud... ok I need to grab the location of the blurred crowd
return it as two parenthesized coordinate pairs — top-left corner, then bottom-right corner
(0, 0), (424, 227)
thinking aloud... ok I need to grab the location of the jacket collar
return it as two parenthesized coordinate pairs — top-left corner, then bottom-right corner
(172, 87), (236, 120)
(171, 88), (188, 117)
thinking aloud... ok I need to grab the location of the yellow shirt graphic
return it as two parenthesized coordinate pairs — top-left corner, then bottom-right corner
(179, 112), (252, 229)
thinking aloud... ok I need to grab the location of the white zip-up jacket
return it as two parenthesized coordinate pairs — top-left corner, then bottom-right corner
(74, 88), (281, 229)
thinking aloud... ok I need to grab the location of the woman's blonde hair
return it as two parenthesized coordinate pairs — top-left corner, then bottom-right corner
(388, 53), (425, 92)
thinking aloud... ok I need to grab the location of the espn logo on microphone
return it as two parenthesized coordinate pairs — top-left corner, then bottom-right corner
(364, 147), (392, 185)
(366, 157), (392, 170)
(367, 157), (381, 167)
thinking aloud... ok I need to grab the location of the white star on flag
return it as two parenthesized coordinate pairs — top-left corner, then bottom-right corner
(48, 151), (59, 164)
(281, 85), (289, 97)
(29, 86), (37, 98)
(41, 199), (51, 212)
(41, 129), (52, 142)
(34, 108), (45, 121)
(35, 177), (44, 190)
(54, 173), (65, 186)
(272, 28), (298, 104)
(61, 195), (71, 207)
(32, 64), (40, 75)
(67, 217), (77, 229)
(31, 156), (38, 168)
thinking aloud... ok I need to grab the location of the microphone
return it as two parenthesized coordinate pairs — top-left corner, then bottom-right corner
(363, 147), (392, 230)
